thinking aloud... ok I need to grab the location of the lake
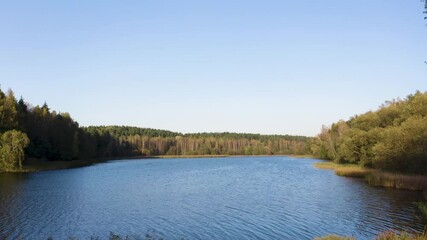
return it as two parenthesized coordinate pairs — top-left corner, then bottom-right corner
(0, 156), (424, 239)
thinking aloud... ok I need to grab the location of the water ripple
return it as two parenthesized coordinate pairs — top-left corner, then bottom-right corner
(0, 157), (424, 240)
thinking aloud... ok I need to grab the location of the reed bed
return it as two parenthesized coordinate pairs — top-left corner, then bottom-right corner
(366, 172), (427, 191)
(335, 167), (373, 178)
(314, 161), (427, 191)
(375, 231), (427, 240)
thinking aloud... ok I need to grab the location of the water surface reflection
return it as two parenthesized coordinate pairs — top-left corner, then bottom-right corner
(0, 157), (424, 239)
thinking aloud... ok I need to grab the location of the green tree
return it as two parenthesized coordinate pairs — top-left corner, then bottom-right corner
(0, 130), (30, 171)
(313, 91), (427, 174)
(0, 89), (18, 132)
(372, 116), (427, 173)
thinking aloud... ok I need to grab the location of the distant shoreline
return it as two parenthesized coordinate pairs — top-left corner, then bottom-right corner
(140, 154), (314, 159)
(4, 154), (314, 173)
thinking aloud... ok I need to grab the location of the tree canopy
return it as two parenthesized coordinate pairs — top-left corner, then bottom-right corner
(311, 91), (427, 174)
(0, 89), (29, 171)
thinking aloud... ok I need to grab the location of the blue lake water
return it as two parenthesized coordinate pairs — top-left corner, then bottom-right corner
(0, 156), (424, 239)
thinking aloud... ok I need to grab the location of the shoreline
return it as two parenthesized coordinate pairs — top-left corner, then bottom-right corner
(3, 154), (314, 173)
(314, 161), (427, 191)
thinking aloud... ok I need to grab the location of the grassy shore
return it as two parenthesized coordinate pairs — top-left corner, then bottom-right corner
(314, 162), (373, 178)
(314, 161), (427, 191)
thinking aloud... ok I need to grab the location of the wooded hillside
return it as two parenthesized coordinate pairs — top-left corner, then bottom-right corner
(311, 91), (427, 174)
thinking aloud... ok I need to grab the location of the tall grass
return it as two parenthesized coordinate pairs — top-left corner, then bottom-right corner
(314, 162), (427, 191)
(335, 168), (372, 178)
(375, 231), (427, 240)
(366, 172), (427, 191)
(314, 162), (373, 178)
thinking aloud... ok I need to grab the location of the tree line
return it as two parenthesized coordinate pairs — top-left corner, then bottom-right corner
(0, 86), (311, 171)
(85, 126), (309, 156)
(2, 85), (426, 174)
(311, 91), (427, 174)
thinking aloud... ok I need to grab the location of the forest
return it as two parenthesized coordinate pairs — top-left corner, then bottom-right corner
(0, 86), (310, 171)
(2, 85), (426, 174)
(311, 91), (427, 174)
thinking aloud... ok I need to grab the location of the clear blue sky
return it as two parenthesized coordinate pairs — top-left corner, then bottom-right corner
(1, 0), (426, 136)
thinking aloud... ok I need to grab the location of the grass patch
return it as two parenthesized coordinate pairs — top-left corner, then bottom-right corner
(335, 168), (372, 178)
(314, 161), (343, 170)
(314, 162), (372, 178)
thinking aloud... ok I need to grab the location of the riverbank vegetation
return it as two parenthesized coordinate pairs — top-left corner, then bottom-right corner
(311, 90), (427, 203)
(314, 162), (373, 178)
(311, 91), (427, 175)
(315, 162), (427, 190)
(0, 86), (311, 172)
(312, 91), (427, 238)
(366, 172), (427, 191)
